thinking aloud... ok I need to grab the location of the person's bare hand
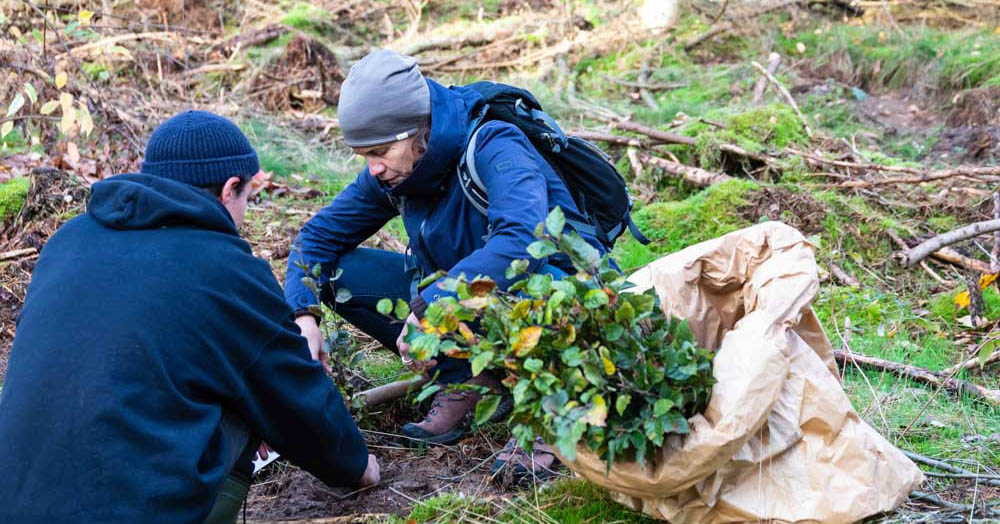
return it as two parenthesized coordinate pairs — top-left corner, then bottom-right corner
(396, 312), (437, 374)
(295, 314), (331, 373)
(358, 454), (380, 487)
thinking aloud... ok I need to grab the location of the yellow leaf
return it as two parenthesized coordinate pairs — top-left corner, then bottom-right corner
(979, 273), (998, 289)
(955, 291), (971, 310)
(513, 326), (542, 357)
(66, 141), (80, 165)
(0, 121), (13, 139)
(458, 322), (476, 343)
(78, 9), (94, 25)
(55, 71), (67, 89)
(59, 92), (74, 113)
(61, 110), (76, 135)
(78, 102), (94, 137)
(602, 355), (616, 375)
(39, 100), (59, 115)
(580, 394), (607, 427)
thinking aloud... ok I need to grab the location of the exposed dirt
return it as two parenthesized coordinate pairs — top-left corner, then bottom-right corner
(737, 185), (828, 236)
(250, 35), (345, 112)
(245, 418), (529, 521)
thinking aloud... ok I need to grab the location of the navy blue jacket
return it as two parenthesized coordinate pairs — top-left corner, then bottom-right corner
(285, 80), (607, 312)
(0, 174), (368, 524)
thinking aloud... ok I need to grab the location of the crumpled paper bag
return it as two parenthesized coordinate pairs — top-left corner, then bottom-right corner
(559, 222), (923, 523)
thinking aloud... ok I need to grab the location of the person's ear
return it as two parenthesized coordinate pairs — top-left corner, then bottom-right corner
(219, 176), (242, 204)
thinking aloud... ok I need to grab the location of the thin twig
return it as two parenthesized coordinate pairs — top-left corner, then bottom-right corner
(750, 60), (812, 137)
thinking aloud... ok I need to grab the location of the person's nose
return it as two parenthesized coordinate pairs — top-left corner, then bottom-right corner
(368, 159), (386, 177)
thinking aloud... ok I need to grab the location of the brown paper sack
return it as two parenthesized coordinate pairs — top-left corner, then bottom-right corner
(558, 222), (924, 523)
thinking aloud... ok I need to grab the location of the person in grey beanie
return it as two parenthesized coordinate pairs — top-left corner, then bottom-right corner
(286, 49), (614, 483)
(0, 111), (379, 524)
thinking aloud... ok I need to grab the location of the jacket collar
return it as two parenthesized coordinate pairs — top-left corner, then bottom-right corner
(387, 80), (484, 198)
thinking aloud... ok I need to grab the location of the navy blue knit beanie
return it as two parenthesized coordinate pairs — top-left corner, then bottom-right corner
(140, 110), (259, 185)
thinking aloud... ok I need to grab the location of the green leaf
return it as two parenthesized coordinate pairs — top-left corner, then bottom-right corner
(581, 362), (607, 387)
(505, 259), (530, 279)
(627, 292), (657, 314)
(471, 350), (494, 376)
(561, 230), (601, 269)
(23, 83), (37, 104)
(376, 298), (393, 316)
(615, 394), (631, 416)
(394, 299), (410, 320)
(653, 398), (674, 417)
(335, 287), (352, 303)
(526, 274), (551, 298)
(523, 358), (544, 373)
(6, 93), (24, 117)
(526, 240), (557, 259)
(583, 289), (609, 309)
(545, 206), (565, 237)
(560, 346), (583, 367)
(414, 384), (441, 403)
(604, 324), (624, 342)
(474, 394), (502, 425)
(615, 301), (635, 324)
(417, 270), (447, 290)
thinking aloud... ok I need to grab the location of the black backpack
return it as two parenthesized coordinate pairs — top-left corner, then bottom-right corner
(457, 81), (649, 250)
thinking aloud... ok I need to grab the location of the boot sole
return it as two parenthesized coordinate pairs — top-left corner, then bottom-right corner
(400, 427), (466, 447)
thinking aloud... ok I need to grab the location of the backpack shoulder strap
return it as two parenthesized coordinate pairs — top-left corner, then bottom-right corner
(457, 124), (489, 216)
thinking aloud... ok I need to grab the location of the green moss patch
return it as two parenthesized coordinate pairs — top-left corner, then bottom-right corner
(0, 177), (29, 223)
(630, 178), (758, 255)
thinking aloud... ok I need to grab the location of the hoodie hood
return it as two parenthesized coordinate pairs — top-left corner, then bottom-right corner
(88, 173), (238, 235)
(387, 79), (485, 198)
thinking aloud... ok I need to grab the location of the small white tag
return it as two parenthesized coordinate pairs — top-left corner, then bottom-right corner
(252, 450), (281, 475)
(395, 131), (410, 141)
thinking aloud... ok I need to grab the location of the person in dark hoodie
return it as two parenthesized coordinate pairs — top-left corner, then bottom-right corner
(0, 111), (378, 524)
(285, 50), (612, 480)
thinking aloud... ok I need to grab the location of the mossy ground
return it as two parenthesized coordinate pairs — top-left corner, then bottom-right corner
(0, 177), (29, 223)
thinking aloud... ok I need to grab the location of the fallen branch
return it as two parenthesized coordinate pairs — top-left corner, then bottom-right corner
(942, 349), (1000, 375)
(209, 23), (287, 57)
(636, 58), (658, 111)
(750, 60), (812, 137)
(569, 130), (651, 148)
(599, 75), (687, 91)
(833, 350), (1000, 405)
(910, 490), (998, 515)
(834, 165), (1000, 188)
(58, 31), (196, 58)
(351, 376), (429, 408)
(829, 261), (860, 288)
(590, 115), (778, 166)
(639, 154), (734, 187)
(683, 23), (731, 52)
(752, 52), (781, 105)
(904, 219), (1000, 267)
(904, 450), (1000, 488)
(886, 229), (991, 274)
(0, 247), (38, 261)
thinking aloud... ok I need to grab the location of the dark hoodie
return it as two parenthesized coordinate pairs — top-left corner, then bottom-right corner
(0, 174), (367, 524)
(285, 79), (608, 313)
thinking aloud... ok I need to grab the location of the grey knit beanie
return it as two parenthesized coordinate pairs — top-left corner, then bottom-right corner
(338, 49), (431, 148)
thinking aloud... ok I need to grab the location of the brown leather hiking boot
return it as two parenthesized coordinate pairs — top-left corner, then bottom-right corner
(401, 373), (512, 445)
